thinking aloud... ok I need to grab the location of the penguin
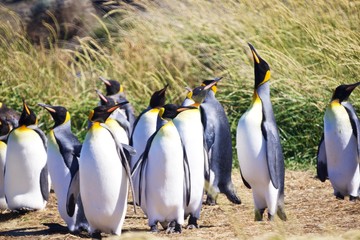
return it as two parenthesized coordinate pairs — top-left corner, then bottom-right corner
(0, 101), (20, 129)
(38, 103), (89, 232)
(78, 102), (135, 236)
(0, 119), (11, 210)
(99, 76), (136, 131)
(317, 82), (360, 200)
(130, 84), (168, 208)
(96, 89), (130, 144)
(4, 99), (50, 211)
(173, 80), (220, 228)
(182, 78), (241, 205)
(236, 43), (287, 221)
(132, 104), (190, 233)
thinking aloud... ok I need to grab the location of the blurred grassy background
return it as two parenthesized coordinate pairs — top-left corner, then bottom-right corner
(0, 0), (359, 170)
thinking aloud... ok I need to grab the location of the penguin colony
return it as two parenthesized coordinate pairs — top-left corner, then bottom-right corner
(0, 43), (359, 236)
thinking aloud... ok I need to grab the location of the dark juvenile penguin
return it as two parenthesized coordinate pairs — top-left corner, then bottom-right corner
(236, 43), (287, 221)
(317, 82), (360, 201)
(0, 101), (20, 129)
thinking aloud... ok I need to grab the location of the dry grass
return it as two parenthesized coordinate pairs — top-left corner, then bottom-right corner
(1, 170), (360, 239)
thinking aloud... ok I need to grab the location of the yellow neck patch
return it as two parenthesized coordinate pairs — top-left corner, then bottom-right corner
(65, 111), (71, 123)
(88, 110), (94, 121)
(186, 91), (193, 100)
(330, 99), (341, 107)
(252, 91), (261, 105)
(119, 85), (124, 93)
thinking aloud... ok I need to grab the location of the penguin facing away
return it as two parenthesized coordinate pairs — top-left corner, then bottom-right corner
(183, 78), (241, 205)
(99, 76), (136, 131)
(132, 104), (190, 233)
(38, 103), (89, 232)
(96, 89), (130, 144)
(4, 99), (50, 211)
(317, 82), (360, 200)
(236, 43), (287, 221)
(174, 80), (220, 228)
(78, 102), (135, 236)
(0, 119), (11, 210)
(130, 84), (168, 207)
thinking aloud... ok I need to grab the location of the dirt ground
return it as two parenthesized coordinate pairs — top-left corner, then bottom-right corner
(1, 169), (360, 240)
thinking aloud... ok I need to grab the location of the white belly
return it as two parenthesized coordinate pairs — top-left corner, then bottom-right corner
(324, 105), (360, 196)
(145, 121), (185, 226)
(0, 141), (7, 210)
(236, 101), (278, 213)
(5, 127), (48, 210)
(106, 118), (129, 145)
(173, 109), (204, 218)
(80, 125), (128, 235)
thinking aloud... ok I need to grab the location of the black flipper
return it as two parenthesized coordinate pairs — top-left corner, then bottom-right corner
(343, 102), (360, 160)
(240, 167), (251, 189)
(66, 170), (80, 217)
(40, 165), (49, 201)
(181, 137), (191, 207)
(316, 134), (328, 182)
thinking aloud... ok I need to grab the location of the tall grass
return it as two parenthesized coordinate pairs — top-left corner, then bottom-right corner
(0, 0), (359, 169)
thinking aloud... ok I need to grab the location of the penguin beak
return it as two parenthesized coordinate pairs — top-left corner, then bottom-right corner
(159, 84), (169, 94)
(38, 103), (56, 113)
(248, 43), (260, 64)
(204, 77), (222, 90)
(95, 89), (109, 104)
(346, 82), (360, 93)
(99, 76), (111, 86)
(248, 43), (271, 89)
(22, 99), (31, 115)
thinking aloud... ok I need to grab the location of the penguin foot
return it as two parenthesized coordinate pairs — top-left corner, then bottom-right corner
(254, 209), (265, 221)
(150, 224), (159, 233)
(268, 213), (274, 221)
(205, 195), (217, 206)
(222, 187), (242, 204)
(187, 215), (199, 229)
(335, 192), (345, 200)
(91, 231), (102, 239)
(165, 221), (181, 234)
(276, 206), (287, 221)
(349, 195), (359, 202)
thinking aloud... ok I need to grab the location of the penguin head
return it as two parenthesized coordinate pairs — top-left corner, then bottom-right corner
(201, 77), (222, 94)
(88, 101), (128, 123)
(248, 43), (271, 89)
(0, 119), (11, 136)
(19, 99), (37, 126)
(149, 84), (169, 108)
(160, 104), (179, 120)
(96, 89), (116, 106)
(187, 78), (221, 106)
(38, 103), (70, 128)
(331, 82), (360, 103)
(99, 76), (123, 96)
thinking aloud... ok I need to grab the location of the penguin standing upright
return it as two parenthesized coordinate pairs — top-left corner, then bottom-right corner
(130, 84), (168, 208)
(317, 82), (360, 200)
(38, 103), (88, 232)
(99, 76), (136, 131)
(4, 99), (50, 211)
(236, 44), (287, 221)
(0, 119), (11, 210)
(96, 90), (130, 144)
(173, 80), (220, 228)
(78, 103), (135, 236)
(183, 78), (241, 205)
(133, 104), (189, 233)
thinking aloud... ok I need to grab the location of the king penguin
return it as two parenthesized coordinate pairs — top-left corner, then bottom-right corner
(236, 43), (287, 221)
(173, 80), (220, 228)
(0, 119), (11, 210)
(132, 104), (190, 233)
(4, 99), (50, 211)
(79, 102), (135, 236)
(38, 103), (89, 232)
(96, 89), (130, 144)
(130, 84), (168, 207)
(183, 78), (241, 205)
(317, 82), (360, 200)
(99, 76), (136, 131)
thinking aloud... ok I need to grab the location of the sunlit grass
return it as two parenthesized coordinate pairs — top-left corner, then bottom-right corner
(0, 0), (359, 169)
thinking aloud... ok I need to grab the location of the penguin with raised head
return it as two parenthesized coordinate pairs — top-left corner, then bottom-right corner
(183, 78), (241, 205)
(99, 76), (136, 130)
(236, 43), (287, 221)
(130, 84), (168, 207)
(38, 103), (88, 232)
(0, 119), (11, 210)
(0, 101), (20, 129)
(4, 99), (50, 211)
(133, 103), (190, 233)
(173, 80), (220, 228)
(96, 89), (130, 144)
(78, 102), (135, 236)
(317, 82), (360, 200)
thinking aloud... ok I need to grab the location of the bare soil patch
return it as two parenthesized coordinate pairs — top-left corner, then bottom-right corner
(1, 170), (360, 239)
